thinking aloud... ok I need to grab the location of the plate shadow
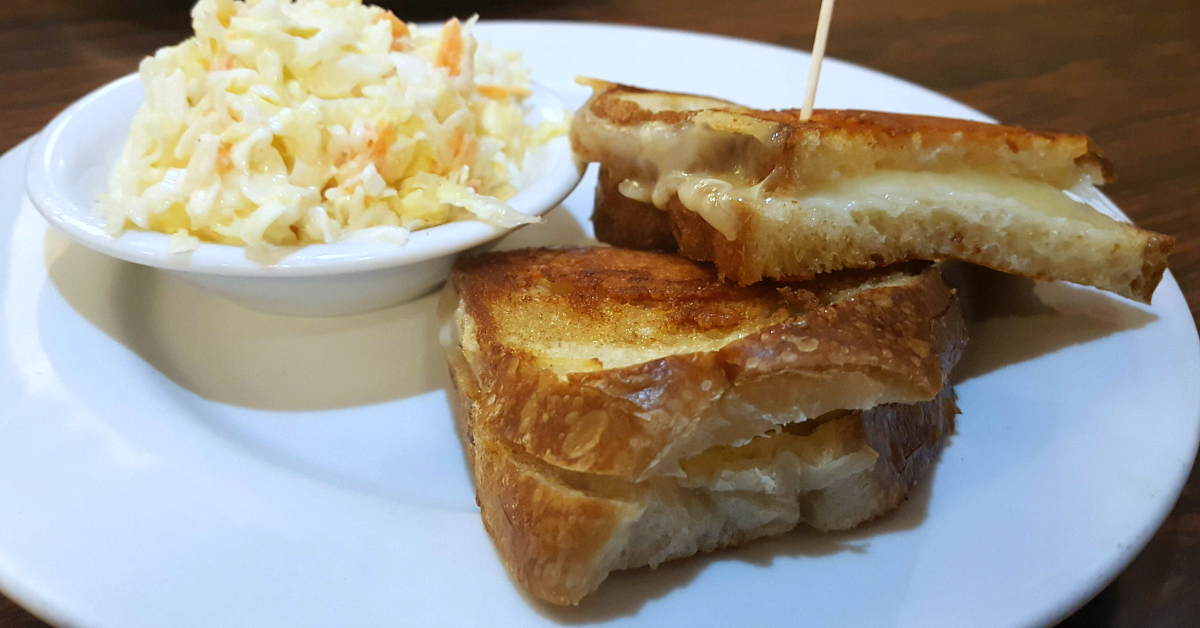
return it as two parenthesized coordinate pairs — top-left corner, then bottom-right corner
(42, 204), (590, 412)
(943, 263), (1159, 383)
(45, 232), (450, 411)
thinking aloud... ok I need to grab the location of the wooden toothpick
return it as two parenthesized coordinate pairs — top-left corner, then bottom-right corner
(800, 0), (836, 121)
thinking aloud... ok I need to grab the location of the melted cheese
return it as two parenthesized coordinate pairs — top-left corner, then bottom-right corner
(655, 174), (752, 239)
(678, 413), (877, 493)
(620, 169), (1114, 241)
(617, 179), (653, 203)
(571, 103), (774, 190)
(796, 170), (1116, 227)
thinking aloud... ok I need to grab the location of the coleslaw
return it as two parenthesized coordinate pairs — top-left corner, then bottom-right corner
(102, 0), (561, 251)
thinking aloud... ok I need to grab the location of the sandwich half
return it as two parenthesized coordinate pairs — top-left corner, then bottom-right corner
(442, 247), (966, 604)
(571, 79), (1174, 303)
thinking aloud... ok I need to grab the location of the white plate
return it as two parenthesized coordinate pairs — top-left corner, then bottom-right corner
(1, 21), (1197, 628)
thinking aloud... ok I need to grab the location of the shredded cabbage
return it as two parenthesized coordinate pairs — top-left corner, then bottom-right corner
(103, 0), (558, 249)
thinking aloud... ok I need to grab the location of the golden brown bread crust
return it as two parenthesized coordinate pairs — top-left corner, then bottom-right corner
(471, 434), (642, 606)
(801, 387), (957, 531)
(449, 248), (963, 481)
(1132, 235), (1176, 302)
(781, 109), (1111, 184)
(444, 246), (966, 605)
(573, 78), (1113, 187)
(453, 367), (958, 605)
(592, 165), (678, 251)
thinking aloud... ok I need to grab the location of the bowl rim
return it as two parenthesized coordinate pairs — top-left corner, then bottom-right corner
(24, 73), (582, 278)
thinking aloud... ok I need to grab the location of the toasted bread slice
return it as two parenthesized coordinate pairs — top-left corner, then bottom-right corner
(462, 382), (956, 605)
(446, 247), (964, 482)
(591, 164), (678, 251)
(572, 79), (1174, 302)
(442, 247), (965, 604)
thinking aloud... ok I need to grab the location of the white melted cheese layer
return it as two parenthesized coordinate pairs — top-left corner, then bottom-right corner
(624, 169), (1116, 241)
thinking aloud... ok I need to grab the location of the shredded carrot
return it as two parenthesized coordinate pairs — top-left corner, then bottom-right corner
(375, 11), (410, 52)
(330, 122), (394, 183)
(445, 127), (476, 171)
(476, 84), (533, 100)
(447, 127), (465, 159)
(216, 144), (231, 173)
(459, 137), (478, 166)
(369, 122), (394, 167)
(435, 17), (463, 77)
(211, 54), (234, 71)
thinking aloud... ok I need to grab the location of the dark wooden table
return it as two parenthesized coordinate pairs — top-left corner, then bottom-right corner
(1, 0), (1196, 626)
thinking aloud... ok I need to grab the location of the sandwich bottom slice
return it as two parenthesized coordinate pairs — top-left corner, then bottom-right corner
(443, 247), (965, 605)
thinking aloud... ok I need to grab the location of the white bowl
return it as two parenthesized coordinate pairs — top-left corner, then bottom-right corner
(25, 73), (582, 316)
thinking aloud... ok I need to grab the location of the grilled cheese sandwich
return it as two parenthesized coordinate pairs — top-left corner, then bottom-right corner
(443, 247), (965, 604)
(572, 78), (1173, 302)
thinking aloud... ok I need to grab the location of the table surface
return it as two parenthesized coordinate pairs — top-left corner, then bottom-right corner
(1, 0), (1197, 626)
